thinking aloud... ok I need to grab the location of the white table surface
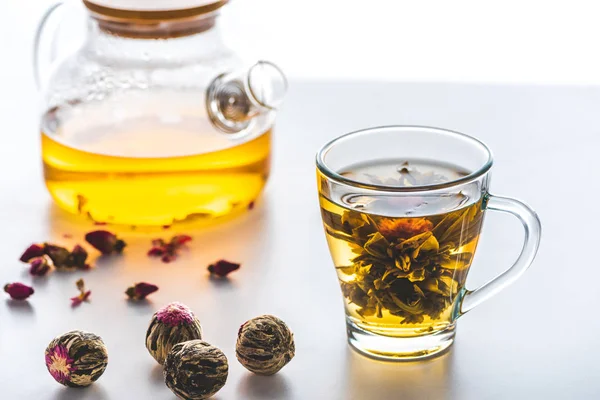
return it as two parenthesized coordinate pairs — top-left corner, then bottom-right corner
(1, 80), (599, 399)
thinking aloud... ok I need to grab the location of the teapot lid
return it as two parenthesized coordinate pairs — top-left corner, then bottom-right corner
(83, 0), (227, 20)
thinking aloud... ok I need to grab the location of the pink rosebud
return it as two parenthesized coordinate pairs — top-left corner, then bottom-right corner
(30, 256), (52, 277)
(4, 283), (34, 300)
(125, 282), (159, 300)
(208, 260), (241, 277)
(85, 230), (126, 255)
(19, 244), (45, 262)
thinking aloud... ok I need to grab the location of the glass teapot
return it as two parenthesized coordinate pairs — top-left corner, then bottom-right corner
(35, 0), (287, 226)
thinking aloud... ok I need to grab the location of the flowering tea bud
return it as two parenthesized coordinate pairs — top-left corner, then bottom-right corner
(45, 330), (108, 387)
(164, 340), (228, 400)
(236, 315), (295, 375)
(146, 302), (203, 365)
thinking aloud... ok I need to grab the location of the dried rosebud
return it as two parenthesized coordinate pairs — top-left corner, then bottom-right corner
(208, 260), (240, 277)
(44, 244), (71, 268)
(164, 340), (228, 400)
(71, 279), (91, 307)
(146, 302), (203, 365)
(67, 245), (89, 269)
(30, 256), (52, 276)
(45, 330), (108, 387)
(236, 315), (295, 375)
(20, 244), (45, 262)
(4, 282), (34, 300)
(126, 282), (158, 300)
(85, 230), (126, 255)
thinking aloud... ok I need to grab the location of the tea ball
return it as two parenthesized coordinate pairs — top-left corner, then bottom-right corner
(236, 315), (295, 375)
(146, 302), (203, 365)
(44, 330), (108, 388)
(164, 340), (228, 400)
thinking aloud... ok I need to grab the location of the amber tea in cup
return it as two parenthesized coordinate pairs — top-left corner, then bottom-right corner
(317, 126), (541, 360)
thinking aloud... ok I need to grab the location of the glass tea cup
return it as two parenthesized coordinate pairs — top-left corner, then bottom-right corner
(316, 126), (541, 360)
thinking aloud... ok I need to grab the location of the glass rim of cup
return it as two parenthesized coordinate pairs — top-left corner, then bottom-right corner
(316, 125), (494, 193)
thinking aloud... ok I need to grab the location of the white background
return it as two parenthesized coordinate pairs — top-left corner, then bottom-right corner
(222, 0), (600, 85)
(5, 0), (600, 85)
(1, 1), (600, 399)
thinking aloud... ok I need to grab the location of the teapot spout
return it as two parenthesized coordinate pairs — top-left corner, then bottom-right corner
(207, 61), (288, 134)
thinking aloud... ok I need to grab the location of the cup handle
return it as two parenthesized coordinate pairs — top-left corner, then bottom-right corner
(33, 1), (64, 89)
(458, 194), (541, 315)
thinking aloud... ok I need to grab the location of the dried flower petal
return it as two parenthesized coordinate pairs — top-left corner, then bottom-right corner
(71, 291), (91, 306)
(171, 235), (192, 246)
(126, 282), (159, 300)
(30, 256), (52, 276)
(85, 230), (126, 255)
(148, 235), (192, 263)
(4, 282), (34, 300)
(147, 247), (164, 257)
(208, 260), (240, 277)
(20, 244), (45, 262)
(44, 244), (71, 268)
(71, 279), (91, 307)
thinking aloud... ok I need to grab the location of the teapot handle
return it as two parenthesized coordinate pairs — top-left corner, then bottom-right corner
(33, 1), (64, 89)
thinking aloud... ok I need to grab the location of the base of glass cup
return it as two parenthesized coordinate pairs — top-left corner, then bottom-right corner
(346, 318), (456, 361)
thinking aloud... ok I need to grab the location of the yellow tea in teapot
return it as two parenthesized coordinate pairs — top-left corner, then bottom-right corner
(41, 91), (270, 226)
